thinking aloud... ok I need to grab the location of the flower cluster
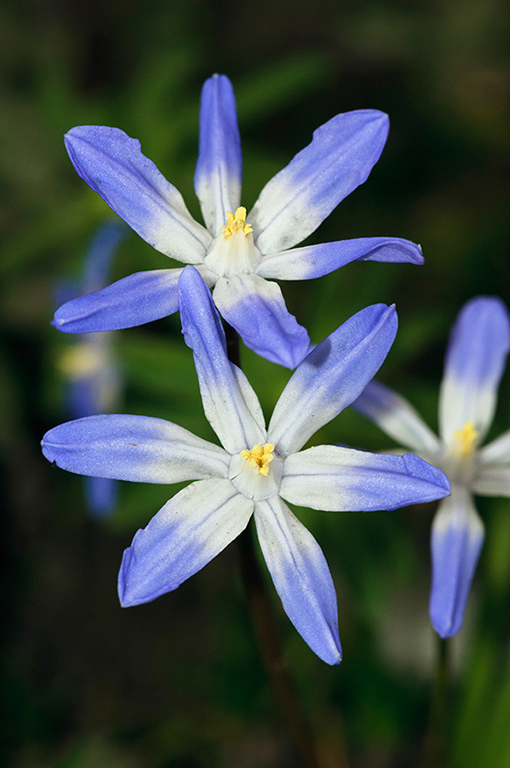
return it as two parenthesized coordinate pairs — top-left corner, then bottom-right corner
(42, 73), (507, 664)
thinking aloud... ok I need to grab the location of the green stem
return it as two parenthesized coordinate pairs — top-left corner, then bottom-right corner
(238, 521), (321, 768)
(224, 322), (321, 768)
(422, 636), (450, 768)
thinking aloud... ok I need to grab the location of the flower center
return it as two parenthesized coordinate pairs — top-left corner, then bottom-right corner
(204, 207), (261, 278)
(240, 443), (275, 476)
(452, 421), (478, 457)
(58, 343), (103, 379)
(221, 207), (253, 240)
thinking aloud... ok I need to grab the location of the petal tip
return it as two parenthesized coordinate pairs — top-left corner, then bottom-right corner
(402, 453), (451, 497)
(327, 648), (343, 666)
(51, 304), (80, 334)
(208, 72), (230, 83)
(117, 544), (139, 607)
(272, 334), (311, 369)
(398, 241), (424, 265)
(368, 109), (390, 139)
(319, 629), (343, 665)
(64, 125), (101, 150)
(375, 109), (389, 125)
(430, 608), (463, 639)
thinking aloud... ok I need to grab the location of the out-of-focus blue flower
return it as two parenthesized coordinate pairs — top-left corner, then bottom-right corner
(43, 267), (449, 663)
(53, 74), (423, 369)
(353, 296), (510, 638)
(57, 222), (126, 517)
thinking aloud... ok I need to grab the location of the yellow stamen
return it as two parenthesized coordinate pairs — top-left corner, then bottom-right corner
(58, 345), (101, 379)
(221, 207), (253, 240)
(240, 443), (275, 476)
(453, 421), (479, 457)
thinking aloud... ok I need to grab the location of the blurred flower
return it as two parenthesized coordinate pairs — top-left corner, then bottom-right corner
(353, 297), (510, 638)
(57, 222), (125, 517)
(43, 267), (449, 663)
(53, 74), (423, 368)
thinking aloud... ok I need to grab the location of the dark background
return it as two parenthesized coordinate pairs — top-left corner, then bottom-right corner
(2, 0), (510, 766)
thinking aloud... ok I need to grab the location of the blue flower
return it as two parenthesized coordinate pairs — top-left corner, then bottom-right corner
(53, 74), (423, 369)
(42, 267), (449, 664)
(353, 296), (510, 638)
(57, 222), (125, 517)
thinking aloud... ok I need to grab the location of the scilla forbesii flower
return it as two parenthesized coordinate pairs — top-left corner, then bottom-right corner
(353, 297), (510, 638)
(53, 74), (423, 368)
(42, 267), (449, 664)
(57, 222), (125, 517)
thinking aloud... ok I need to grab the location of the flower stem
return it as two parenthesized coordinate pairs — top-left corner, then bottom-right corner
(238, 521), (321, 768)
(422, 636), (450, 768)
(224, 323), (321, 768)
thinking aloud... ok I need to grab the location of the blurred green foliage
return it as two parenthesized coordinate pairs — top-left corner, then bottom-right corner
(2, 0), (510, 766)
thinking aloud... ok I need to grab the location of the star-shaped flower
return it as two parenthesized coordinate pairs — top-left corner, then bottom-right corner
(42, 267), (449, 663)
(53, 74), (423, 368)
(57, 222), (125, 517)
(353, 296), (510, 638)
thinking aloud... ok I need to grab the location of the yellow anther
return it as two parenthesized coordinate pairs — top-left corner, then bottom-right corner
(221, 206), (253, 240)
(58, 345), (101, 379)
(240, 443), (275, 476)
(453, 421), (479, 457)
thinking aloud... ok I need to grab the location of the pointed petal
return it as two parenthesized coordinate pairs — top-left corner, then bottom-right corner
(85, 476), (118, 519)
(479, 429), (510, 463)
(472, 463), (510, 497)
(249, 110), (389, 254)
(65, 126), (211, 261)
(269, 303), (398, 455)
(179, 266), (266, 452)
(439, 297), (510, 444)
(352, 380), (441, 455)
(254, 496), (341, 665)
(257, 237), (423, 281)
(213, 274), (310, 368)
(281, 445), (450, 511)
(119, 479), (253, 606)
(41, 414), (229, 483)
(82, 221), (127, 294)
(52, 269), (182, 333)
(429, 488), (484, 638)
(194, 74), (242, 235)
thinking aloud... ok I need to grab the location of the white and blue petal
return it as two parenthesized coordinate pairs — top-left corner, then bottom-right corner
(194, 74), (242, 235)
(268, 303), (398, 456)
(249, 110), (389, 254)
(478, 428), (510, 464)
(352, 381), (441, 456)
(429, 487), (484, 638)
(65, 126), (211, 261)
(53, 269), (184, 333)
(179, 266), (266, 452)
(280, 445), (450, 511)
(254, 495), (342, 665)
(119, 479), (253, 606)
(472, 463), (510, 497)
(213, 274), (310, 368)
(256, 237), (423, 281)
(439, 297), (510, 444)
(41, 414), (230, 483)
